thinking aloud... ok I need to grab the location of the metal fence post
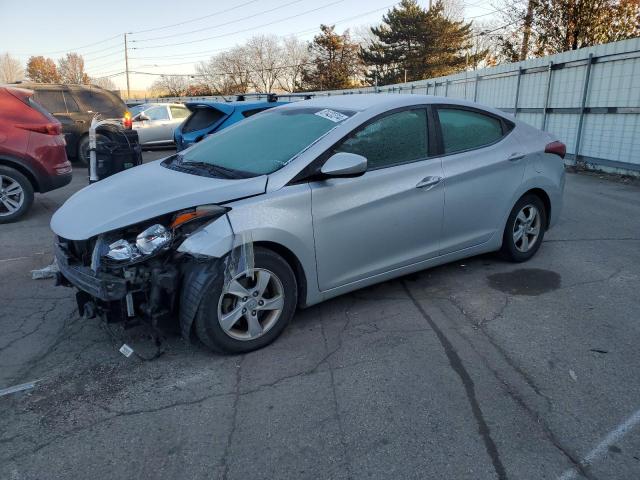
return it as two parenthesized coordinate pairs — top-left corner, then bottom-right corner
(473, 74), (479, 102)
(542, 61), (554, 130)
(513, 67), (523, 118)
(574, 54), (594, 165)
(444, 79), (449, 97)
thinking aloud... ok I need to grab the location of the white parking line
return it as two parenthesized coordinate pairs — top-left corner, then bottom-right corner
(0, 379), (41, 398)
(558, 408), (640, 479)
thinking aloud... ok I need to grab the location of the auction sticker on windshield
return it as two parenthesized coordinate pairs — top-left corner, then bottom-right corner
(314, 109), (349, 123)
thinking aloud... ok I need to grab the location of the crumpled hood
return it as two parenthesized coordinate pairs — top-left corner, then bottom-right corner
(51, 160), (267, 240)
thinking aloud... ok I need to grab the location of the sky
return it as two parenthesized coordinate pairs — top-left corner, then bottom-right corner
(0, 0), (501, 91)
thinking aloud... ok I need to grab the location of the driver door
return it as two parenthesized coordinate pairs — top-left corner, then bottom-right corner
(310, 108), (444, 291)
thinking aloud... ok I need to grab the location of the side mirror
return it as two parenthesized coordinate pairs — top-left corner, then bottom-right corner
(320, 152), (367, 177)
(136, 112), (150, 121)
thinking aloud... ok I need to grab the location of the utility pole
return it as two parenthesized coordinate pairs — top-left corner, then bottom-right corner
(520, 0), (534, 61)
(124, 33), (131, 99)
(428, 0), (432, 9)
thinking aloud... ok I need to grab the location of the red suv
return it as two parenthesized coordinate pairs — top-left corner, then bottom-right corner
(0, 86), (72, 223)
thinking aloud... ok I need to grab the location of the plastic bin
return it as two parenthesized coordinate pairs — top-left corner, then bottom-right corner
(93, 124), (142, 182)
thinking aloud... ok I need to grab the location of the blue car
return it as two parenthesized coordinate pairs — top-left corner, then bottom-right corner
(174, 97), (288, 151)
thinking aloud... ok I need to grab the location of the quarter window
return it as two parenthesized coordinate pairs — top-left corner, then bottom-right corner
(170, 106), (189, 119)
(336, 109), (428, 169)
(437, 108), (504, 154)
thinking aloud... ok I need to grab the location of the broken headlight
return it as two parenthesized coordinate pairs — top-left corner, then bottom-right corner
(105, 224), (172, 262)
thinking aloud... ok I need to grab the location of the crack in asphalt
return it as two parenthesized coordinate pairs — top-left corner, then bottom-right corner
(402, 281), (508, 480)
(321, 321), (353, 479)
(438, 296), (594, 479)
(221, 355), (244, 480)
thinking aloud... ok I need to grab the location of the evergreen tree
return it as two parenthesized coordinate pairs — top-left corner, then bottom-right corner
(302, 25), (362, 90)
(361, 0), (483, 85)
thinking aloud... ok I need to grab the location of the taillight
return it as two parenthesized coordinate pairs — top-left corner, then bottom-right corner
(123, 111), (132, 129)
(16, 123), (62, 135)
(545, 141), (566, 159)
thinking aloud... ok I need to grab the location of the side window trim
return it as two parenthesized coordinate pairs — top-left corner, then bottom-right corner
(432, 104), (515, 157)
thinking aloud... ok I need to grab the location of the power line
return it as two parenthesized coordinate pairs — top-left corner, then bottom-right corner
(132, 0), (345, 50)
(130, 0), (261, 35)
(14, 33), (123, 56)
(132, 0), (307, 43)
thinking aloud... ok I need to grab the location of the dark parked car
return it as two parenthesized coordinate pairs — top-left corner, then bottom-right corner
(9, 83), (129, 165)
(0, 86), (72, 223)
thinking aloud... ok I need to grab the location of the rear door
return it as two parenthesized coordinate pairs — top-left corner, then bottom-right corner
(434, 105), (525, 254)
(310, 107), (444, 291)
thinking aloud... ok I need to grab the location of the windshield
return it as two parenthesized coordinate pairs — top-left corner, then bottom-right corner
(129, 104), (149, 116)
(178, 106), (355, 176)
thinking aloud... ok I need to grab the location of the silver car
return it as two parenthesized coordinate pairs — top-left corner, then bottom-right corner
(51, 95), (565, 353)
(130, 103), (190, 146)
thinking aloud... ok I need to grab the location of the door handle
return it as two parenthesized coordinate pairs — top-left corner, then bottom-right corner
(416, 176), (442, 189)
(508, 152), (526, 162)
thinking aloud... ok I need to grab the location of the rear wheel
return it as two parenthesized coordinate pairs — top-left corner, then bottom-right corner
(194, 248), (297, 354)
(0, 166), (34, 224)
(500, 194), (547, 262)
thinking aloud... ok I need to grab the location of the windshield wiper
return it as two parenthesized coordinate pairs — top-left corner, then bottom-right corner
(180, 161), (252, 179)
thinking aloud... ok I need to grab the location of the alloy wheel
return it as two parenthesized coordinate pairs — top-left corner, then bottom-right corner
(217, 268), (285, 341)
(0, 175), (25, 217)
(513, 204), (541, 253)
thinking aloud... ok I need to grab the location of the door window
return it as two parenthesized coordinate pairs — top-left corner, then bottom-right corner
(335, 109), (428, 169)
(145, 106), (170, 121)
(437, 108), (504, 154)
(63, 92), (80, 112)
(33, 90), (66, 114)
(170, 106), (189, 119)
(242, 107), (268, 118)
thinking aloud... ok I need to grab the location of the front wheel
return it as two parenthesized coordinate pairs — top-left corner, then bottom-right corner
(194, 248), (298, 354)
(500, 194), (547, 262)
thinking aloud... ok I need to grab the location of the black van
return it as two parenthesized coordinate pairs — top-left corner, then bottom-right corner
(9, 83), (128, 165)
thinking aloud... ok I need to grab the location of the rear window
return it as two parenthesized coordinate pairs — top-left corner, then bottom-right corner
(182, 107), (227, 133)
(33, 90), (66, 114)
(437, 108), (505, 154)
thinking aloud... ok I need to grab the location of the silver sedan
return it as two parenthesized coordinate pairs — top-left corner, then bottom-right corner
(130, 103), (190, 145)
(51, 94), (565, 353)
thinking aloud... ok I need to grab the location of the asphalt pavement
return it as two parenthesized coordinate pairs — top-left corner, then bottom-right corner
(1, 150), (639, 480)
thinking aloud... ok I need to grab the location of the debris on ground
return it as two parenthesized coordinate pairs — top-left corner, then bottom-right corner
(31, 258), (58, 280)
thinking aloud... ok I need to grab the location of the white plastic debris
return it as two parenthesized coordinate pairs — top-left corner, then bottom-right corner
(119, 344), (134, 358)
(31, 258), (59, 280)
(569, 369), (578, 382)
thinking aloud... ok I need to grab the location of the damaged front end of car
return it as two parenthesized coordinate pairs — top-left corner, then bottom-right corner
(54, 205), (230, 334)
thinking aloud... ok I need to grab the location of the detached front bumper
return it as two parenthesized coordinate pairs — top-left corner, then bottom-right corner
(55, 243), (128, 301)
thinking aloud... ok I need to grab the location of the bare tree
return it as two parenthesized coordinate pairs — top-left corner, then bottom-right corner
(150, 75), (189, 97)
(196, 46), (251, 95)
(245, 34), (285, 93)
(277, 36), (309, 92)
(91, 76), (117, 90)
(58, 53), (89, 84)
(0, 53), (24, 83)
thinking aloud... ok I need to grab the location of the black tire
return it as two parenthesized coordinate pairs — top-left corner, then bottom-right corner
(0, 166), (34, 224)
(194, 247), (298, 354)
(76, 134), (109, 167)
(500, 194), (547, 262)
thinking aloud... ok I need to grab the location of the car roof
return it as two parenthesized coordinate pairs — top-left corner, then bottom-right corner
(281, 93), (511, 119)
(184, 100), (287, 109)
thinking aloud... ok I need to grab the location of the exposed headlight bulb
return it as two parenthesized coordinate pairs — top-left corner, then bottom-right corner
(136, 224), (172, 255)
(105, 239), (139, 261)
